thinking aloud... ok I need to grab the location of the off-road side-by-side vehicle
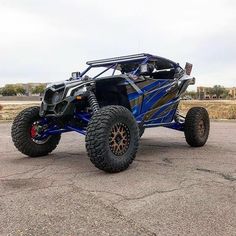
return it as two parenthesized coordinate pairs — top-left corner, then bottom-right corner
(11, 53), (210, 172)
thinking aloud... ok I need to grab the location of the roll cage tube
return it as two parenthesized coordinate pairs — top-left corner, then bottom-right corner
(79, 58), (150, 79)
(92, 63), (117, 79)
(75, 54), (181, 81)
(78, 63), (118, 80)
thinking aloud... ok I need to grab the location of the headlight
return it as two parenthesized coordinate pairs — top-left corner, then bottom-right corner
(74, 86), (87, 96)
(52, 91), (63, 103)
(66, 85), (87, 97)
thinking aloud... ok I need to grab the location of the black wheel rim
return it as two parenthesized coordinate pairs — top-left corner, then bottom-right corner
(109, 122), (130, 156)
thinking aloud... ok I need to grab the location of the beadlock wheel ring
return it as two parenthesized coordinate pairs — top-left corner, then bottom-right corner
(109, 122), (130, 156)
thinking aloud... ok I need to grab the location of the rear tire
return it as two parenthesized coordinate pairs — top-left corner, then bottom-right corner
(11, 106), (61, 157)
(85, 105), (139, 173)
(184, 107), (210, 147)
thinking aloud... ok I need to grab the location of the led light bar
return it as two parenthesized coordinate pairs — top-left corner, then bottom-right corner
(86, 53), (150, 66)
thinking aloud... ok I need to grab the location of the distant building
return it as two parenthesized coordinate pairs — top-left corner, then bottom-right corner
(228, 87), (236, 99)
(197, 86), (212, 100)
(197, 86), (236, 99)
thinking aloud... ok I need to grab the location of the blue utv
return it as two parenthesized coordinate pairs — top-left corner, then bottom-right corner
(11, 53), (210, 172)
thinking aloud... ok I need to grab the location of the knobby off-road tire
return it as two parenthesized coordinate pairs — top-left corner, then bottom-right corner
(184, 107), (210, 147)
(85, 105), (139, 173)
(11, 106), (61, 157)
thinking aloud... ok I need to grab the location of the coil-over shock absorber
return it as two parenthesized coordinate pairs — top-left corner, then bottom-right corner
(87, 91), (100, 113)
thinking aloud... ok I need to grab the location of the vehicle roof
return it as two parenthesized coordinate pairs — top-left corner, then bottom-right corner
(86, 53), (179, 68)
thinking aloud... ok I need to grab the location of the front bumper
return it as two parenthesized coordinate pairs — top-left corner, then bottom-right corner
(39, 84), (75, 117)
(39, 97), (75, 117)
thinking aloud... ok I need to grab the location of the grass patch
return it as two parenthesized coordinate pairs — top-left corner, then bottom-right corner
(179, 100), (236, 120)
(0, 103), (39, 120)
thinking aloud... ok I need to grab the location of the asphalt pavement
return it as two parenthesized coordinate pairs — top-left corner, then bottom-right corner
(0, 121), (235, 235)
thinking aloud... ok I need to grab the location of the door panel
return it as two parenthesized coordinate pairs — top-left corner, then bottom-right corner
(140, 79), (179, 123)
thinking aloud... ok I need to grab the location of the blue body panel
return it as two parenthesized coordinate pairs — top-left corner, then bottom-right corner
(126, 78), (180, 125)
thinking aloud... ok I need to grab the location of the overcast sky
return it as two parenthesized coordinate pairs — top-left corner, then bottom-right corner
(0, 0), (235, 89)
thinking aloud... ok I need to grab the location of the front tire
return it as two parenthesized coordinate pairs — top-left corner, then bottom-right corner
(139, 125), (145, 138)
(184, 107), (210, 147)
(11, 106), (61, 157)
(85, 105), (139, 173)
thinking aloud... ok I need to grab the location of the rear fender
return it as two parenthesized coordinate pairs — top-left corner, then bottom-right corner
(177, 74), (195, 96)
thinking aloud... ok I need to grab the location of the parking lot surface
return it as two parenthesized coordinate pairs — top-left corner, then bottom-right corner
(0, 121), (235, 235)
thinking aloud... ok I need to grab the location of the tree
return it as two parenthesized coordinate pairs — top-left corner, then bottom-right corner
(31, 85), (46, 95)
(208, 87), (214, 96)
(211, 85), (227, 99)
(15, 85), (26, 95)
(221, 90), (229, 99)
(187, 91), (197, 99)
(1, 85), (17, 96)
(184, 90), (197, 99)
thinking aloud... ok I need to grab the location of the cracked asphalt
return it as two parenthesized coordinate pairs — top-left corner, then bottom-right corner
(0, 121), (235, 236)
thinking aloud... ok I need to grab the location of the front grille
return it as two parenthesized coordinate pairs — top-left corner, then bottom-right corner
(44, 88), (65, 104)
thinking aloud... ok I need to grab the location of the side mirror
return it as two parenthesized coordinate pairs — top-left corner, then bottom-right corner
(71, 71), (81, 79)
(185, 63), (193, 75)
